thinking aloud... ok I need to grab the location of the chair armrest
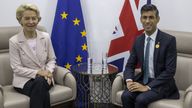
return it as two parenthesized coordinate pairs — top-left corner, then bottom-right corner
(0, 85), (4, 108)
(54, 65), (70, 85)
(116, 72), (124, 78)
(0, 84), (2, 91)
(111, 69), (141, 104)
(63, 72), (77, 100)
(186, 84), (192, 93)
(111, 73), (125, 104)
(53, 66), (77, 100)
(184, 84), (192, 108)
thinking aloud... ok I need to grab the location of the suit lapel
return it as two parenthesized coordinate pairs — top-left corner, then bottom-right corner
(18, 31), (41, 66)
(154, 30), (162, 71)
(140, 34), (145, 65)
(36, 31), (46, 63)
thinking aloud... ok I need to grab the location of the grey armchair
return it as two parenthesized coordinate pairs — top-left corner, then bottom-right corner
(0, 26), (76, 108)
(111, 30), (192, 108)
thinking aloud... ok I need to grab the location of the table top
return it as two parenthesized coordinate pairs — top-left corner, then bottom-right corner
(71, 63), (118, 76)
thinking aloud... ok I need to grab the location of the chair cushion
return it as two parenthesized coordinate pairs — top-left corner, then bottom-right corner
(148, 91), (185, 108)
(3, 86), (29, 108)
(2, 84), (73, 108)
(116, 90), (185, 108)
(50, 84), (73, 104)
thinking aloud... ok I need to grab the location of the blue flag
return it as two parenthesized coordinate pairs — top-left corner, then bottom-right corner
(51, 0), (88, 70)
(51, 0), (89, 107)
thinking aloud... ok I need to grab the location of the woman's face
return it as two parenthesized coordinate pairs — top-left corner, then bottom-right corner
(20, 10), (39, 33)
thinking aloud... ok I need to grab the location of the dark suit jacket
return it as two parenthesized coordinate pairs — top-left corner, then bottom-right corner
(124, 30), (179, 99)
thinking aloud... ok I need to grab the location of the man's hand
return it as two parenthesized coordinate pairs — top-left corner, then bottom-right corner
(127, 81), (149, 92)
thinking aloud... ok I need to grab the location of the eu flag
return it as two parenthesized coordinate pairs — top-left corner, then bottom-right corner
(51, 0), (89, 107)
(51, 0), (88, 70)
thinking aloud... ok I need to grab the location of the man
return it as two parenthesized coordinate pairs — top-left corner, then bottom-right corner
(121, 4), (179, 108)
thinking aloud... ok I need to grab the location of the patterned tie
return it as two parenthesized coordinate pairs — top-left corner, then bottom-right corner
(143, 37), (151, 84)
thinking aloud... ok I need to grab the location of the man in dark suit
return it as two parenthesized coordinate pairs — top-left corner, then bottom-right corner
(121, 4), (179, 108)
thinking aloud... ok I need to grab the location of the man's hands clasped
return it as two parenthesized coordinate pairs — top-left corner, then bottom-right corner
(127, 81), (149, 92)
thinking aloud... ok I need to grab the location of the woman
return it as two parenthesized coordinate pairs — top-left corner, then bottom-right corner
(9, 3), (56, 108)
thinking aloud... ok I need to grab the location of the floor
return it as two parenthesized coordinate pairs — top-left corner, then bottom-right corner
(52, 103), (121, 108)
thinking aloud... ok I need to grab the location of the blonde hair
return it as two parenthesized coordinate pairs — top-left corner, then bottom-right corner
(16, 3), (41, 22)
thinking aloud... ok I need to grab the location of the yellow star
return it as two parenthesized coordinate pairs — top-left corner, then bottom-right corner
(60, 12), (68, 20)
(64, 63), (72, 70)
(73, 18), (80, 26)
(81, 30), (86, 37)
(81, 43), (87, 51)
(76, 55), (82, 62)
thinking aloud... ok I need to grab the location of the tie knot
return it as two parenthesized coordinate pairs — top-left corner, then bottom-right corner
(147, 37), (151, 42)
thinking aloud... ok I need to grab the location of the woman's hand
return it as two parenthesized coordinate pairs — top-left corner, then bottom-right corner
(37, 70), (48, 77)
(47, 71), (53, 79)
(37, 70), (53, 85)
(37, 70), (52, 78)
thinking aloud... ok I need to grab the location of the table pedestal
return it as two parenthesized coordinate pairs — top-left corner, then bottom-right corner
(72, 63), (118, 108)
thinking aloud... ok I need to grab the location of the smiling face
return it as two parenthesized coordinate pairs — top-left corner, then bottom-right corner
(20, 10), (39, 33)
(140, 10), (160, 36)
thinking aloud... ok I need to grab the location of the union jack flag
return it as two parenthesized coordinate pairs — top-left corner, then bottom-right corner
(108, 0), (151, 72)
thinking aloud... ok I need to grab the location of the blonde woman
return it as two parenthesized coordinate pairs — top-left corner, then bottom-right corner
(9, 3), (56, 108)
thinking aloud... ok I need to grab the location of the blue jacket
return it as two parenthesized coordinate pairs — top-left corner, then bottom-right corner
(124, 30), (179, 99)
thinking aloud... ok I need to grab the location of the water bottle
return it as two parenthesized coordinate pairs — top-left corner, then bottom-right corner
(87, 57), (93, 73)
(102, 53), (108, 74)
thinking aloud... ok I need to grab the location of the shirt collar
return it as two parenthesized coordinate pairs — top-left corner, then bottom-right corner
(145, 29), (158, 41)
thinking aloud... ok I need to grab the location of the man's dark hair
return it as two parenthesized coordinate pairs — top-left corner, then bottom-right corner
(141, 4), (159, 17)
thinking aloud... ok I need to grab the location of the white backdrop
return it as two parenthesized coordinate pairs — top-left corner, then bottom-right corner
(0, 0), (192, 63)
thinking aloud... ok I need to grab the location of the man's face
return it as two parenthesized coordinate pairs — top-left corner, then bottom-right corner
(140, 11), (159, 36)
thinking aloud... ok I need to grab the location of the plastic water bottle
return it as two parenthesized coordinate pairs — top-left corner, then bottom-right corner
(102, 53), (108, 74)
(87, 57), (93, 73)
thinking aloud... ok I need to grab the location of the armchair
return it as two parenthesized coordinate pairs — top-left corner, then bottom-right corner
(0, 26), (76, 108)
(0, 85), (3, 108)
(111, 30), (192, 108)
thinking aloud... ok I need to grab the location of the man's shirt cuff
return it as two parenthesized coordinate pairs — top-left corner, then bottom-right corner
(146, 85), (151, 90)
(126, 79), (133, 82)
